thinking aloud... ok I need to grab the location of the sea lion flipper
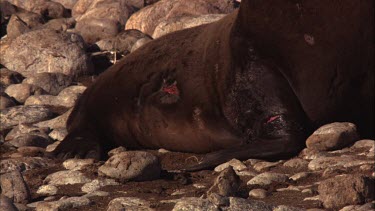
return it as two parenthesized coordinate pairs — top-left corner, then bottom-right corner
(48, 129), (103, 160)
(183, 135), (303, 171)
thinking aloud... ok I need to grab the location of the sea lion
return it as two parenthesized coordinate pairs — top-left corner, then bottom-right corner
(52, 0), (374, 170)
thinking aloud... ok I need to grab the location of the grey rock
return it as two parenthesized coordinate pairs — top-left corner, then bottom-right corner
(17, 146), (45, 157)
(6, 12), (44, 39)
(153, 14), (225, 38)
(107, 146), (127, 157)
(0, 157), (51, 174)
(308, 156), (374, 171)
(0, 195), (18, 211)
(45, 141), (61, 152)
(318, 174), (374, 209)
(289, 172), (311, 181)
(107, 197), (153, 211)
(38, 18), (76, 32)
(36, 185), (58, 196)
(222, 197), (274, 211)
(81, 179), (119, 193)
(214, 159), (247, 172)
(253, 161), (282, 172)
(130, 37), (152, 52)
(5, 83), (45, 103)
(299, 148), (330, 160)
(44, 170), (91, 185)
(0, 94), (17, 109)
(98, 151), (161, 182)
(5, 124), (50, 141)
(35, 196), (91, 211)
(0, 170), (30, 204)
(249, 188), (267, 199)
(25, 85), (86, 108)
(306, 122), (359, 151)
(247, 172), (289, 186)
(0, 68), (24, 86)
(6, 134), (53, 148)
(35, 109), (72, 129)
(207, 192), (229, 207)
(172, 197), (218, 211)
(75, 18), (120, 44)
(339, 202), (374, 211)
(22, 72), (72, 95)
(208, 166), (240, 197)
(5, 0), (67, 19)
(273, 205), (305, 211)
(1, 29), (91, 77)
(283, 158), (308, 169)
(0, 105), (54, 131)
(351, 139), (375, 149)
(62, 158), (95, 170)
(51, 0), (79, 9)
(49, 128), (68, 141)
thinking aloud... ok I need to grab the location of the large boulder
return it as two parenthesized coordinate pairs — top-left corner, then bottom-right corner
(5, 0), (68, 19)
(153, 14), (225, 38)
(125, 0), (237, 36)
(1, 29), (91, 77)
(6, 11), (44, 39)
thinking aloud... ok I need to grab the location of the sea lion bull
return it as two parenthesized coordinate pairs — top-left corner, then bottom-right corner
(52, 0), (374, 170)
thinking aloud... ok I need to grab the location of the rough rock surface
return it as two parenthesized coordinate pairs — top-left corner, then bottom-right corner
(1, 29), (91, 77)
(0, 170), (30, 203)
(306, 122), (359, 151)
(125, 0), (237, 36)
(98, 151), (161, 181)
(22, 72), (72, 95)
(318, 174), (374, 209)
(6, 12), (45, 39)
(5, 83), (45, 104)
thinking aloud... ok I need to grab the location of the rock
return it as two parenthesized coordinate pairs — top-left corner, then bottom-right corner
(0, 157), (51, 174)
(36, 185), (58, 196)
(5, 124), (50, 141)
(5, 83), (45, 103)
(22, 72), (72, 95)
(351, 139), (375, 149)
(207, 193), (229, 206)
(0, 195), (18, 211)
(51, 0), (79, 9)
(306, 122), (359, 151)
(63, 158), (95, 170)
(130, 37), (152, 52)
(38, 17), (76, 32)
(35, 196), (91, 211)
(107, 197), (152, 211)
(318, 174), (374, 209)
(214, 158), (247, 172)
(222, 197), (274, 211)
(249, 188), (267, 199)
(208, 167), (240, 197)
(339, 202), (374, 211)
(153, 14), (225, 38)
(6, 134), (53, 148)
(35, 109), (72, 129)
(299, 148), (330, 160)
(0, 170), (31, 204)
(95, 29), (152, 55)
(75, 18), (121, 44)
(289, 172), (311, 181)
(25, 85), (86, 108)
(107, 146), (127, 157)
(253, 161), (282, 172)
(0, 105), (54, 131)
(98, 151), (161, 181)
(81, 179), (119, 193)
(84, 190), (109, 198)
(125, 0), (237, 36)
(172, 197), (218, 211)
(273, 205), (305, 211)
(45, 141), (61, 152)
(17, 146), (45, 157)
(247, 172), (289, 186)
(308, 156), (374, 171)
(1, 29), (91, 77)
(49, 128), (68, 141)
(283, 158), (308, 169)
(0, 93), (17, 109)
(0, 68), (24, 86)
(6, 12), (44, 39)
(44, 170), (91, 185)
(5, 0), (67, 19)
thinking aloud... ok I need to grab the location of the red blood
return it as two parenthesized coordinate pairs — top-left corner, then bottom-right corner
(266, 115), (280, 124)
(162, 84), (179, 95)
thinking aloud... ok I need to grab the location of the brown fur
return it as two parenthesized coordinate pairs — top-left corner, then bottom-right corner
(52, 0), (374, 170)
